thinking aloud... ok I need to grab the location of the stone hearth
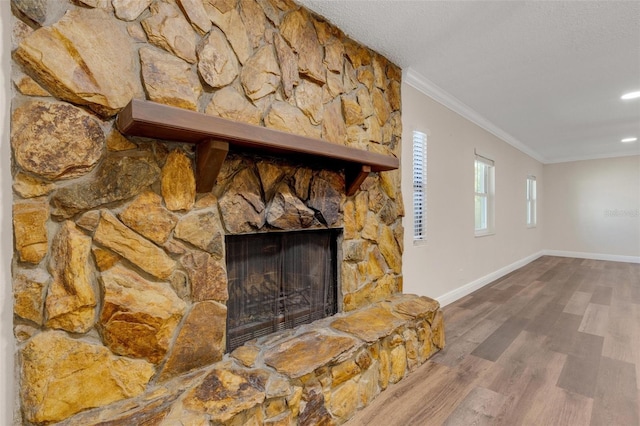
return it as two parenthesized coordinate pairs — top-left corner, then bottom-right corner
(10, 0), (443, 424)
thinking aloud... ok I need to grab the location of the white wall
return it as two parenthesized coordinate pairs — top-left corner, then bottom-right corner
(544, 156), (640, 260)
(401, 83), (545, 305)
(2, 1), (15, 424)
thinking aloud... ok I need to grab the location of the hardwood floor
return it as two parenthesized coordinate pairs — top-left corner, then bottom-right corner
(346, 256), (640, 425)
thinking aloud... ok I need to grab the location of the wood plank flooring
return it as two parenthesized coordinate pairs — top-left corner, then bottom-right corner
(346, 256), (640, 425)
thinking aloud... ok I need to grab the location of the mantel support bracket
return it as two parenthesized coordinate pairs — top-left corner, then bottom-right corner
(196, 140), (229, 193)
(345, 165), (371, 196)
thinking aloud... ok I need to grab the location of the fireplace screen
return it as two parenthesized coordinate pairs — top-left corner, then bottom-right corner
(225, 229), (339, 352)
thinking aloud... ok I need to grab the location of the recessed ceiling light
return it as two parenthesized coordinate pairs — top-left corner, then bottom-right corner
(621, 137), (637, 143)
(621, 91), (640, 100)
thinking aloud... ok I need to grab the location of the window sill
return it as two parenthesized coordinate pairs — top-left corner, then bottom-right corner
(474, 230), (495, 238)
(413, 239), (428, 246)
(527, 224), (537, 229)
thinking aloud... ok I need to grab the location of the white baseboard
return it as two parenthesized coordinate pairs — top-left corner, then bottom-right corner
(543, 250), (640, 264)
(436, 251), (545, 307)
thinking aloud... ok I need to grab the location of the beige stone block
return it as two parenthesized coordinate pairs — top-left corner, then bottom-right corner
(159, 301), (226, 380)
(46, 221), (96, 333)
(322, 98), (346, 145)
(378, 347), (390, 390)
(120, 191), (178, 245)
(286, 386), (303, 417)
(329, 379), (358, 420)
(94, 211), (176, 280)
(15, 9), (142, 117)
(175, 208), (224, 256)
(241, 44), (281, 100)
(378, 225), (402, 274)
(232, 345), (261, 368)
(331, 359), (361, 387)
(20, 331), (154, 424)
(100, 264), (186, 363)
(140, 47), (202, 111)
(178, 0), (212, 34)
(331, 306), (405, 343)
(13, 269), (48, 325)
(13, 199), (48, 264)
(389, 344), (407, 384)
(280, 9), (325, 83)
(265, 397), (287, 418)
(358, 362), (380, 407)
(13, 74), (49, 96)
(162, 150), (196, 212)
(206, 86), (262, 125)
(295, 79), (323, 125)
(403, 329), (419, 371)
(142, 1), (197, 63)
(264, 101), (321, 139)
(432, 310), (446, 350)
(12, 173), (55, 199)
(241, 0), (268, 48)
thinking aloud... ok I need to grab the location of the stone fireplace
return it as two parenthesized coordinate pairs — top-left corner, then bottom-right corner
(10, 0), (444, 424)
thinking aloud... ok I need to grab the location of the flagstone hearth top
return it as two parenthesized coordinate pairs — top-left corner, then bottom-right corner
(116, 99), (399, 195)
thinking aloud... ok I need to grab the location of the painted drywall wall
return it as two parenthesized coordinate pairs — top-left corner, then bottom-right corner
(2, 1), (15, 424)
(544, 156), (640, 260)
(401, 82), (545, 304)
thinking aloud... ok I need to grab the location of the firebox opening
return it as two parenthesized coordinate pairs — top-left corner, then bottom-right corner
(225, 229), (341, 352)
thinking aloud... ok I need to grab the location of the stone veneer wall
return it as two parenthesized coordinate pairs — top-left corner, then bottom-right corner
(9, 0), (442, 424)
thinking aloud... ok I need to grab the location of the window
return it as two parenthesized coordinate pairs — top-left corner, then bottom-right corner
(413, 131), (427, 242)
(526, 176), (537, 227)
(474, 154), (495, 235)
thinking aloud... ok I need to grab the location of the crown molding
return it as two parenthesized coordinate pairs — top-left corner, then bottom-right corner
(403, 67), (548, 164)
(543, 149), (640, 164)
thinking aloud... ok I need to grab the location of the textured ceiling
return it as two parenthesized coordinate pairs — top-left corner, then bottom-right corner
(297, 0), (640, 163)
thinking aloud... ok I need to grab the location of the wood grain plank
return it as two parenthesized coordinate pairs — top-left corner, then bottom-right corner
(442, 386), (506, 426)
(557, 354), (601, 397)
(471, 319), (528, 362)
(590, 285), (613, 306)
(591, 356), (639, 426)
(563, 290), (592, 315)
(578, 303), (609, 337)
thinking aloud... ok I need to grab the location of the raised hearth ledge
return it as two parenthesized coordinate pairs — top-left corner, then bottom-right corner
(58, 294), (444, 425)
(116, 99), (399, 195)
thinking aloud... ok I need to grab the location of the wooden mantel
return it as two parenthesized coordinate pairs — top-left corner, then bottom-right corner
(116, 99), (399, 195)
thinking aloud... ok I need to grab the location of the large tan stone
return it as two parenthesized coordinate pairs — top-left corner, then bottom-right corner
(389, 344), (407, 384)
(13, 199), (48, 264)
(324, 38), (344, 73)
(14, 8), (141, 117)
(325, 70), (345, 99)
(206, 86), (261, 126)
(266, 183), (316, 229)
(274, 33), (299, 99)
(209, 7), (252, 65)
(241, 45), (281, 101)
(12, 172), (54, 199)
(20, 331), (154, 424)
(431, 310), (446, 349)
(219, 167), (266, 233)
(159, 301), (227, 380)
(344, 39), (371, 68)
(295, 79), (323, 125)
(372, 88), (391, 126)
(342, 93), (364, 127)
(45, 221), (96, 333)
(13, 74), (49, 96)
(197, 27), (240, 88)
(113, 0), (152, 20)
(140, 47), (202, 111)
(177, 0), (212, 34)
(356, 86), (374, 118)
(331, 306), (405, 343)
(263, 331), (359, 378)
(280, 9), (325, 83)
(322, 98), (346, 145)
(241, 0), (267, 48)
(329, 380), (358, 420)
(11, 101), (104, 180)
(119, 191), (178, 245)
(175, 207), (224, 256)
(391, 294), (440, 322)
(162, 150), (196, 211)
(51, 153), (160, 218)
(13, 269), (48, 325)
(331, 359), (361, 387)
(388, 80), (401, 111)
(264, 101), (320, 139)
(378, 225), (402, 274)
(100, 265), (187, 363)
(182, 251), (229, 301)
(93, 211), (176, 280)
(106, 129), (137, 152)
(357, 67), (375, 92)
(142, 0), (197, 63)
(182, 367), (268, 422)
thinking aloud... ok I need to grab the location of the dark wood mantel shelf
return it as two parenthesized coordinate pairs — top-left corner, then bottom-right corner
(116, 99), (399, 195)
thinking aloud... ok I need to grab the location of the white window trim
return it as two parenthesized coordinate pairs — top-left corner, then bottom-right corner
(475, 153), (495, 237)
(413, 130), (428, 245)
(526, 175), (537, 228)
